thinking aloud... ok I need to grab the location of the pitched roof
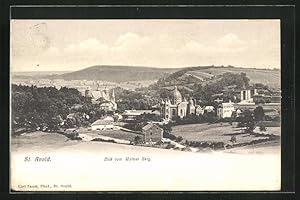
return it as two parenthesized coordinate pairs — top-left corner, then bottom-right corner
(142, 123), (162, 131)
(123, 110), (153, 116)
(91, 91), (103, 100)
(91, 119), (113, 126)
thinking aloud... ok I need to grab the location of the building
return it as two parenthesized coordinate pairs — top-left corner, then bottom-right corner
(160, 86), (202, 120)
(122, 110), (160, 121)
(85, 86), (117, 111)
(195, 106), (204, 115)
(217, 102), (235, 119)
(253, 94), (281, 103)
(91, 117), (115, 131)
(142, 123), (163, 143)
(213, 86), (258, 103)
(239, 88), (258, 101)
(203, 106), (215, 113)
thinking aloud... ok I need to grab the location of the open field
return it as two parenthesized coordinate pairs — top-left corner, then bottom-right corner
(198, 67), (280, 88)
(11, 131), (79, 152)
(225, 140), (280, 154)
(77, 128), (141, 142)
(172, 122), (280, 147)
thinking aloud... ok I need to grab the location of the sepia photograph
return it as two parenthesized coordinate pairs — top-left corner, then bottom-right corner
(10, 19), (282, 191)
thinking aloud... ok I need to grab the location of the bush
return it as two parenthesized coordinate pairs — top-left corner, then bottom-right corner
(259, 126), (267, 131)
(165, 144), (174, 149)
(134, 136), (143, 144)
(163, 132), (177, 141)
(175, 136), (183, 142)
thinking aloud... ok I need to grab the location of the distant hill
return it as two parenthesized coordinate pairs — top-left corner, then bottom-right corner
(158, 66), (281, 89)
(12, 71), (70, 79)
(47, 65), (180, 82)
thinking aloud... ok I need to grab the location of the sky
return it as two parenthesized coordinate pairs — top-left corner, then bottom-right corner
(11, 20), (280, 72)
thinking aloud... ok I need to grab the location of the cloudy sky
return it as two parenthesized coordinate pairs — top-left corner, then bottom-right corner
(11, 20), (280, 72)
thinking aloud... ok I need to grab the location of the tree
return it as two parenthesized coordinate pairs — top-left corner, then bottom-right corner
(162, 123), (172, 135)
(134, 136), (143, 144)
(11, 84), (94, 134)
(253, 106), (265, 122)
(238, 109), (255, 133)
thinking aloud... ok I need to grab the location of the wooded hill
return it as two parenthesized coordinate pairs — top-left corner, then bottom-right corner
(47, 65), (179, 82)
(154, 65), (280, 89)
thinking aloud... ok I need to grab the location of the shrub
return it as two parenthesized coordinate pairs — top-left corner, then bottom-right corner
(175, 136), (183, 142)
(259, 126), (267, 131)
(165, 144), (174, 149)
(134, 136), (143, 144)
(163, 133), (177, 141)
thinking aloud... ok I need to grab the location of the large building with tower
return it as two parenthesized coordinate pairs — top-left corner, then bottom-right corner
(160, 86), (204, 120)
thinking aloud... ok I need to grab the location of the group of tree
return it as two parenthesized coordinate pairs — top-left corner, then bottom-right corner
(150, 72), (251, 106)
(192, 72), (250, 104)
(173, 111), (218, 125)
(114, 87), (160, 112)
(236, 106), (266, 133)
(11, 84), (95, 134)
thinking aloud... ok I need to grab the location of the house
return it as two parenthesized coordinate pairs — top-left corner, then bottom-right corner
(203, 106), (215, 113)
(253, 94), (281, 103)
(216, 85), (258, 103)
(99, 102), (116, 111)
(217, 102), (235, 119)
(195, 105), (204, 115)
(142, 123), (163, 143)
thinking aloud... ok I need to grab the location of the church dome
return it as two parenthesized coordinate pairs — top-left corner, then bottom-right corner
(173, 86), (182, 104)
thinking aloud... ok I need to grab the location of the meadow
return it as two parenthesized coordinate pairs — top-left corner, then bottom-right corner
(172, 122), (280, 146)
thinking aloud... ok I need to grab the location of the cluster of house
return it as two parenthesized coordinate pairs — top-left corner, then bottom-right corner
(84, 86), (118, 111)
(215, 86), (281, 119)
(83, 83), (281, 123)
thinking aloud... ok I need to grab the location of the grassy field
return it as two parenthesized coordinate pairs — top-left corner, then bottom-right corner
(172, 122), (280, 146)
(77, 128), (140, 142)
(197, 67), (280, 88)
(182, 67), (280, 89)
(11, 131), (79, 152)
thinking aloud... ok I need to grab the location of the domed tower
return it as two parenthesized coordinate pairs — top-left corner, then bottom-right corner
(173, 86), (182, 105)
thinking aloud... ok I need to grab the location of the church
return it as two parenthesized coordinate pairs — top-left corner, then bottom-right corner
(160, 86), (203, 120)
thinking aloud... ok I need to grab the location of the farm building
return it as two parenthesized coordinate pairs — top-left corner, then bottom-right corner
(142, 123), (163, 143)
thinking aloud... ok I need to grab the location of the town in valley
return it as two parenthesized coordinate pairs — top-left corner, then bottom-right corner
(11, 65), (281, 154)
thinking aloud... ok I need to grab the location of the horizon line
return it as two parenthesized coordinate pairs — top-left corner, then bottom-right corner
(12, 64), (281, 73)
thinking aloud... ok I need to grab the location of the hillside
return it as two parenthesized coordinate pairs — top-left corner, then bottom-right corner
(12, 71), (70, 79)
(159, 66), (280, 89)
(47, 65), (180, 82)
